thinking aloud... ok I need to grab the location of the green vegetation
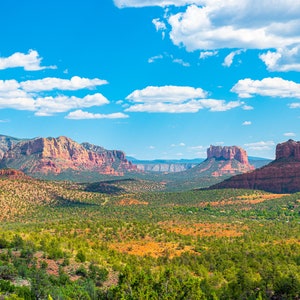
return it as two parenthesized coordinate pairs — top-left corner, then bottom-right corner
(0, 175), (299, 299)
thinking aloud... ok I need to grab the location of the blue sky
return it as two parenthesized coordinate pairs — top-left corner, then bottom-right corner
(0, 0), (300, 159)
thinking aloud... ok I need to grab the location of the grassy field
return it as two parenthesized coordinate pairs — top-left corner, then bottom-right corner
(0, 175), (299, 299)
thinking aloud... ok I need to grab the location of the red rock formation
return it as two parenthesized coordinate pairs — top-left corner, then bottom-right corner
(210, 140), (300, 193)
(276, 139), (300, 161)
(207, 145), (249, 165)
(187, 145), (254, 177)
(0, 169), (29, 179)
(1, 136), (137, 176)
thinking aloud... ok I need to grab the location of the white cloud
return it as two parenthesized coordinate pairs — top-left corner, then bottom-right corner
(284, 132), (296, 137)
(242, 105), (254, 110)
(198, 99), (242, 112)
(126, 85), (207, 103)
(0, 76), (116, 117)
(171, 142), (186, 147)
(148, 55), (163, 63)
(125, 85), (242, 113)
(20, 76), (108, 92)
(222, 49), (244, 67)
(289, 103), (300, 109)
(232, 77), (300, 99)
(242, 121), (251, 126)
(152, 18), (166, 31)
(114, 0), (204, 8)
(0, 84), (110, 116)
(199, 51), (218, 59)
(125, 101), (202, 113)
(172, 58), (190, 67)
(152, 18), (167, 39)
(167, 2), (300, 51)
(148, 53), (190, 66)
(0, 96), (36, 111)
(65, 110), (129, 120)
(0, 50), (56, 71)
(0, 80), (20, 92)
(34, 93), (109, 116)
(259, 46), (300, 72)
(244, 141), (275, 151)
(125, 98), (242, 113)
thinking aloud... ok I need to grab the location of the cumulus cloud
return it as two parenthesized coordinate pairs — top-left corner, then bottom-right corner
(113, 0), (204, 8)
(125, 101), (202, 113)
(126, 99), (242, 113)
(167, 2), (300, 51)
(20, 76), (108, 92)
(65, 110), (129, 120)
(244, 141), (275, 151)
(259, 46), (300, 72)
(231, 77), (300, 99)
(0, 50), (56, 71)
(125, 85), (242, 113)
(126, 85), (207, 103)
(0, 76), (114, 117)
(34, 93), (110, 116)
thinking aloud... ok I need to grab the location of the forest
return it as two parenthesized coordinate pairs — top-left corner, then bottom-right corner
(0, 176), (299, 299)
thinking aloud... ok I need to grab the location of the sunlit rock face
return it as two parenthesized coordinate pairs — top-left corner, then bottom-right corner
(210, 140), (300, 193)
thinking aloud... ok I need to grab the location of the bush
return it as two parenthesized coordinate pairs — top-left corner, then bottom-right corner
(75, 250), (86, 263)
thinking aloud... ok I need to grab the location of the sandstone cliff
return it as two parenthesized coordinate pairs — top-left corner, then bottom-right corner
(209, 140), (300, 193)
(196, 145), (254, 177)
(0, 136), (137, 176)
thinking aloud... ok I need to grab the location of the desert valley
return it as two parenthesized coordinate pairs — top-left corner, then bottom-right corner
(0, 134), (299, 299)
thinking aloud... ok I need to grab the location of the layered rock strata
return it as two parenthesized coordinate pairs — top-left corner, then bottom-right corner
(210, 140), (300, 193)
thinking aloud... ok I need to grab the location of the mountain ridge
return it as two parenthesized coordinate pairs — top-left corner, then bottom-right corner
(0, 135), (137, 177)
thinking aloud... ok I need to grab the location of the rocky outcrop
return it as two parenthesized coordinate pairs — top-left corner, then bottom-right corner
(275, 139), (300, 161)
(207, 145), (249, 165)
(0, 136), (137, 176)
(0, 169), (29, 179)
(175, 145), (254, 178)
(209, 140), (300, 193)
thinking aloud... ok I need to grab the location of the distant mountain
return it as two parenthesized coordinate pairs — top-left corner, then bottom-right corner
(0, 135), (137, 178)
(248, 156), (272, 169)
(0, 135), (24, 159)
(128, 158), (204, 173)
(127, 157), (204, 164)
(128, 155), (270, 173)
(209, 140), (300, 193)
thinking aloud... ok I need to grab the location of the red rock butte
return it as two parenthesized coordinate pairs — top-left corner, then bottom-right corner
(207, 145), (250, 165)
(189, 145), (254, 177)
(210, 140), (300, 193)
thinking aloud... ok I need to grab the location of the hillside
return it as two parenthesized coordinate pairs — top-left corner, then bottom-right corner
(0, 172), (299, 299)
